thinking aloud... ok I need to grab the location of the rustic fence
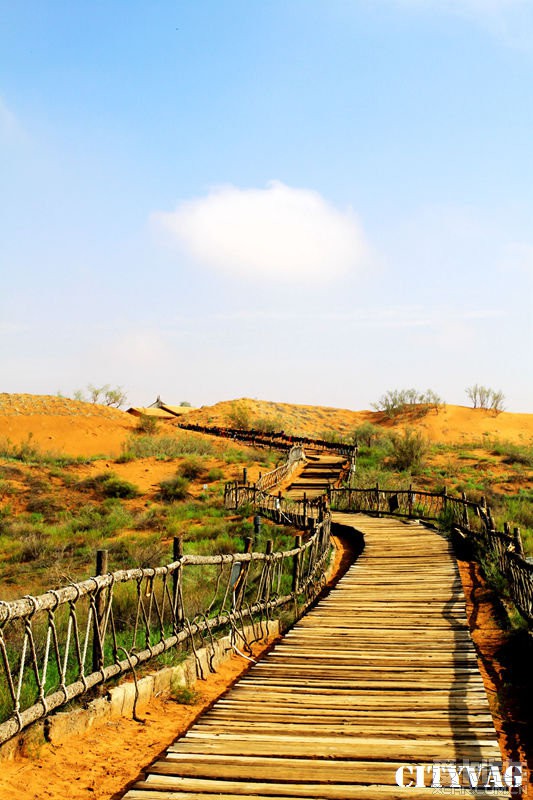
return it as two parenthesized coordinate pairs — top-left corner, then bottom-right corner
(0, 514), (330, 745)
(329, 486), (532, 626)
(178, 421), (357, 458)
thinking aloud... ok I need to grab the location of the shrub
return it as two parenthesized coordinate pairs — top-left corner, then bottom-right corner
(26, 495), (64, 520)
(254, 415), (284, 434)
(178, 457), (206, 480)
(227, 401), (251, 429)
(207, 467), (224, 482)
(135, 413), (159, 435)
(100, 477), (138, 499)
(77, 472), (138, 499)
(353, 422), (382, 447)
(387, 429), (429, 472)
(158, 476), (190, 502)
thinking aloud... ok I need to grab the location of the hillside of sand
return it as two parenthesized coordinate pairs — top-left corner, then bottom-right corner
(0, 394), (531, 460)
(180, 397), (533, 446)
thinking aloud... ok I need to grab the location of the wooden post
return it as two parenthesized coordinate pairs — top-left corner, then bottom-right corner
(504, 522), (511, 536)
(375, 483), (380, 516)
(173, 536), (184, 626)
(92, 549), (108, 674)
(292, 534), (302, 594)
(461, 492), (469, 530)
(242, 467), (248, 485)
(442, 485), (447, 511)
(302, 492), (308, 529)
(408, 484), (413, 518)
(513, 527), (524, 557)
(234, 537), (253, 610)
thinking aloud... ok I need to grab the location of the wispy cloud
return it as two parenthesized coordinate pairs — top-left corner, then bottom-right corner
(382, 0), (533, 48)
(209, 305), (502, 329)
(0, 96), (23, 141)
(152, 181), (370, 284)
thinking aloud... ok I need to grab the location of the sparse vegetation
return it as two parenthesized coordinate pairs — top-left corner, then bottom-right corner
(121, 433), (215, 460)
(227, 401), (252, 429)
(158, 475), (190, 502)
(372, 388), (444, 418)
(466, 385), (505, 414)
(135, 413), (159, 435)
(386, 429), (429, 472)
(74, 384), (128, 408)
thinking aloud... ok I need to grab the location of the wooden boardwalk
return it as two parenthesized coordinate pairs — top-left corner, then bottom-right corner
(123, 513), (507, 800)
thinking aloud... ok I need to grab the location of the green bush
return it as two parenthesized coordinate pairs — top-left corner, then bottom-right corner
(178, 457), (206, 480)
(387, 429), (429, 472)
(207, 467), (224, 482)
(77, 472), (138, 499)
(353, 422), (383, 447)
(226, 401), (251, 429)
(135, 413), (159, 435)
(100, 477), (138, 499)
(158, 476), (190, 502)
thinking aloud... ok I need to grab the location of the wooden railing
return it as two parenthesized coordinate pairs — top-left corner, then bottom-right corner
(256, 445), (306, 492)
(329, 486), (532, 626)
(178, 421), (357, 458)
(0, 511), (330, 745)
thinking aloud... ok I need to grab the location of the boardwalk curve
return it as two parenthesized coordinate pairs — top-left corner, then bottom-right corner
(123, 513), (507, 799)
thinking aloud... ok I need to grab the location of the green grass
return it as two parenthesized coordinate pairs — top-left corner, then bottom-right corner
(491, 440), (533, 467)
(0, 436), (102, 466)
(120, 433), (216, 460)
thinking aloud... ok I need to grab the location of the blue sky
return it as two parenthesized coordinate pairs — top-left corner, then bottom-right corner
(1, 1), (532, 411)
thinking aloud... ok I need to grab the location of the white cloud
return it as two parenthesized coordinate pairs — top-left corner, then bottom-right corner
(152, 181), (370, 283)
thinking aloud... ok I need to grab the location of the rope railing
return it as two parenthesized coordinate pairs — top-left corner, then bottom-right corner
(329, 486), (532, 626)
(0, 514), (331, 745)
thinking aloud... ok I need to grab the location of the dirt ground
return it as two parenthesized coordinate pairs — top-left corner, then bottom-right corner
(0, 639), (278, 800)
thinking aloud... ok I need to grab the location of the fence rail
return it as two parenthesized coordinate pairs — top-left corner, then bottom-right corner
(0, 512), (330, 745)
(178, 422), (357, 458)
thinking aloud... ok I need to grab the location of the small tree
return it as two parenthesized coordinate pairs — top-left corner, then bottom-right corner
(466, 386), (505, 413)
(74, 384), (128, 408)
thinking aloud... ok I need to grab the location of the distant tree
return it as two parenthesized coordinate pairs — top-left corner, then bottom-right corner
(372, 388), (444, 418)
(466, 385), (505, 414)
(73, 384), (128, 408)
